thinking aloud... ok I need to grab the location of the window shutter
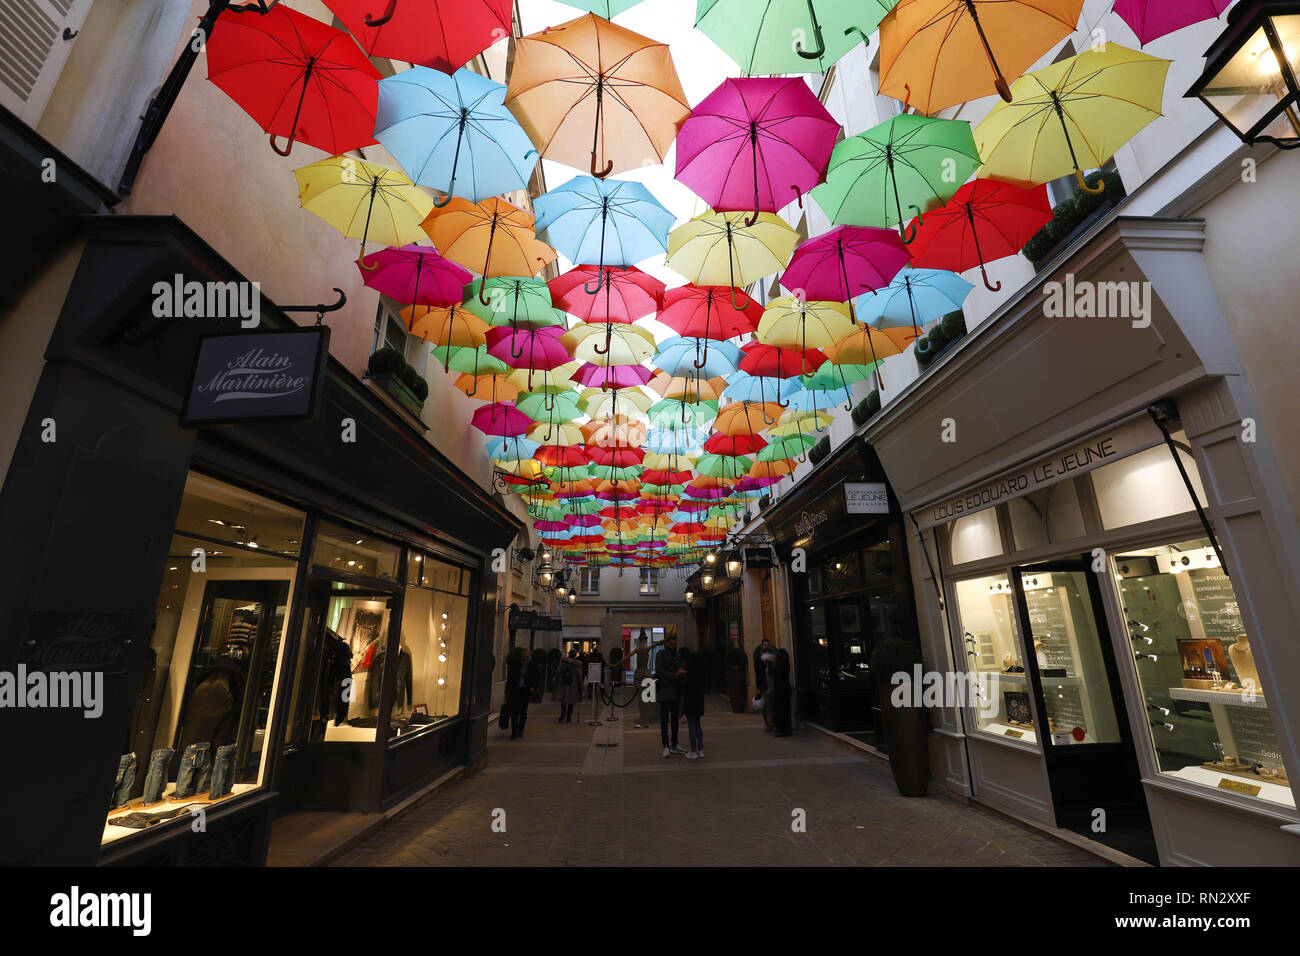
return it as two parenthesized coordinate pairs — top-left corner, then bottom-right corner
(0, 0), (92, 123)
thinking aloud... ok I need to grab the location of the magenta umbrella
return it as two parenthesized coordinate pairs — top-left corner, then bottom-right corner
(485, 326), (570, 389)
(357, 244), (473, 306)
(676, 76), (841, 227)
(1113, 0), (1231, 45)
(471, 402), (533, 437)
(573, 363), (655, 389)
(780, 226), (910, 320)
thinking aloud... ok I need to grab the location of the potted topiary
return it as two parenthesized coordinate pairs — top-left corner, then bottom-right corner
(725, 646), (748, 713)
(870, 638), (929, 797)
(808, 435), (831, 465)
(367, 347), (425, 414)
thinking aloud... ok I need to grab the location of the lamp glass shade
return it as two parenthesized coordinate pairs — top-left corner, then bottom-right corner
(1191, 5), (1300, 147)
(685, 590), (695, 602)
(725, 559), (743, 579)
(539, 571), (553, 587)
(701, 574), (714, 588)
(556, 585), (568, 597)
(568, 591), (577, 605)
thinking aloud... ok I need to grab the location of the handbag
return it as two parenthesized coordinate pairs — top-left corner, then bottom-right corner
(497, 700), (511, 730)
(751, 694), (765, 712)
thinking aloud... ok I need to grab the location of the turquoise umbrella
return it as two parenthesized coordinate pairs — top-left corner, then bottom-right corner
(854, 266), (973, 335)
(695, 0), (899, 75)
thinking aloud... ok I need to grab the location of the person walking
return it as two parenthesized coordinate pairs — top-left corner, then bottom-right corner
(627, 632), (655, 729)
(771, 647), (793, 737)
(681, 647), (707, 759)
(505, 647), (540, 739)
(655, 628), (686, 757)
(556, 646), (583, 723)
(754, 638), (776, 731)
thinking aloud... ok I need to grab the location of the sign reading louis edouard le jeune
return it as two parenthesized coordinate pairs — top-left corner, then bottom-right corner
(182, 327), (329, 426)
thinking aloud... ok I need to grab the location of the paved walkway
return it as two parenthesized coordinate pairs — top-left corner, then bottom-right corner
(334, 696), (1110, 867)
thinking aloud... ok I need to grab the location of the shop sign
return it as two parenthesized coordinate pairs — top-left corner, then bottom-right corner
(743, 547), (774, 568)
(21, 611), (135, 674)
(182, 327), (330, 426)
(535, 615), (563, 631)
(916, 415), (1164, 530)
(845, 482), (890, 514)
(508, 607), (535, 631)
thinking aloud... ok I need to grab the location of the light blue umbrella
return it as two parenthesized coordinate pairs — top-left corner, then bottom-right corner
(644, 426), (709, 455)
(721, 372), (805, 419)
(486, 436), (540, 461)
(653, 336), (741, 379)
(375, 67), (537, 206)
(533, 177), (675, 295)
(854, 266), (973, 334)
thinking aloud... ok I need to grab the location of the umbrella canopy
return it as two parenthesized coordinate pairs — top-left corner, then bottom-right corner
(295, 157), (432, 262)
(431, 343), (509, 376)
(408, 303), (489, 367)
(854, 266), (972, 334)
(739, 342), (825, 406)
(757, 298), (855, 352)
(563, 323), (657, 365)
(829, 323), (918, 389)
(464, 277), (565, 329)
(208, 4), (380, 156)
(695, 0), (898, 75)
(505, 13), (690, 177)
(357, 243), (472, 307)
(422, 198), (557, 294)
(907, 179), (1052, 292)
(879, 0), (1084, 112)
(323, 0), (513, 73)
(676, 76), (840, 224)
(471, 402), (533, 437)
(534, 177), (675, 277)
(550, 266), (665, 325)
(374, 66), (537, 204)
(1113, 0), (1232, 46)
(780, 226), (910, 311)
(654, 337), (741, 379)
(666, 212), (800, 309)
(454, 372), (519, 402)
(556, 1), (647, 17)
(714, 403), (781, 436)
(810, 113), (980, 241)
(974, 45), (1170, 194)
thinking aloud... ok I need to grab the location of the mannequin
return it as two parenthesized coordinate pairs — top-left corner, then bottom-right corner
(1228, 633), (1261, 693)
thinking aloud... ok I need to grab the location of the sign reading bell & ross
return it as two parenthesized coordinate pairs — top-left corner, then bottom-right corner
(182, 327), (330, 427)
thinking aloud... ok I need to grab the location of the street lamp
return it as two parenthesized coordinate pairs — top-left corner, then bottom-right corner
(556, 584), (568, 598)
(685, 589), (695, 603)
(1187, 1), (1300, 149)
(701, 573), (714, 589)
(704, 552), (717, 566)
(567, 591), (577, 606)
(725, 552), (743, 579)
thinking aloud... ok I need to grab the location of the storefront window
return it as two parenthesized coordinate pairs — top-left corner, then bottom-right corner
(1115, 537), (1293, 808)
(1090, 434), (1206, 530)
(105, 473), (302, 845)
(394, 554), (470, 738)
(822, 550), (861, 594)
(1007, 479), (1087, 551)
(312, 518), (401, 581)
(311, 591), (393, 742)
(953, 573), (1035, 743)
(949, 508), (1003, 565)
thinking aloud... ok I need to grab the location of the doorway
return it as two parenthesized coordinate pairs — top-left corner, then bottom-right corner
(1011, 558), (1158, 863)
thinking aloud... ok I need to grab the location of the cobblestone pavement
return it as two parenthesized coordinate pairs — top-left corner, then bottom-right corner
(334, 696), (1111, 867)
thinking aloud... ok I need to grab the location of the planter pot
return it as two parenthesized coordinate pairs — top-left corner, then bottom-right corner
(726, 665), (747, 713)
(370, 372), (424, 415)
(879, 688), (930, 797)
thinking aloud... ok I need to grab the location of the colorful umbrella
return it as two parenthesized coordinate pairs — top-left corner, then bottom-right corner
(676, 76), (840, 225)
(357, 243), (472, 307)
(323, 0), (513, 74)
(907, 179), (1052, 292)
(810, 113), (980, 242)
(757, 298), (855, 353)
(573, 363), (655, 390)
(408, 303), (489, 369)
(666, 212), (800, 310)
(829, 324), (920, 389)
(780, 227), (910, 314)
(695, 0), (899, 75)
(471, 402), (533, 437)
(563, 323), (657, 365)
(505, 13), (691, 178)
(207, 4), (380, 156)
(879, 0), (1085, 111)
(374, 66), (537, 205)
(422, 198), (557, 298)
(464, 277), (565, 331)
(1114, 0), (1232, 46)
(654, 338), (741, 380)
(486, 325), (572, 389)
(739, 342), (826, 406)
(550, 266), (665, 326)
(973, 45), (1170, 195)
(853, 266), (972, 335)
(557, 1), (647, 17)
(295, 156), (432, 264)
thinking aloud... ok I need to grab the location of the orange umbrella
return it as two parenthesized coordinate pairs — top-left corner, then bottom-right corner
(714, 402), (781, 436)
(828, 324), (920, 390)
(504, 12), (690, 178)
(421, 198), (557, 300)
(879, 0), (1083, 113)
(749, 458), (797, 480)
(648, 372), (728, 402)
(454, 372), (519, 403)
(407, 303), (489, 363)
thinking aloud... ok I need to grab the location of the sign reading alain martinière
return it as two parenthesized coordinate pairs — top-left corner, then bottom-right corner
(182, 327), (329, 426)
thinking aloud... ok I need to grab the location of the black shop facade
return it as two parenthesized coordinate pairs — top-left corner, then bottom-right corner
(765, 436), (920, 741)
(0, 216), (520, 865)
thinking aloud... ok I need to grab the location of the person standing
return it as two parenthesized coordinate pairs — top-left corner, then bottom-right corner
(556, 646), (583, 723)
(628, 633), (655, 729)
(655, 629), (686, 757)
(754, 638), (776, 731)
(681, 647), (707, 760)
(771, 648), (793, 737)
(505, 647), (540, 739)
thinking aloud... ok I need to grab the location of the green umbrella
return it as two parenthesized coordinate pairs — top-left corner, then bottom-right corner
(649, 398), (717, 428)
(802, 361), (880, 391)
(757, 433), (816, 462)
(695, 0), (897, 75)
(810, 113), (980, 242)
(464, 277), (566, 329)
(516, 390), (583, 423)
(696, 453), (752, 478)
(555, 0), (646, 17)
(589, 465), (644, 482)
(431, 344), (509, 375)
(542, 466), (592, 484)
(641, 483), (687, 498)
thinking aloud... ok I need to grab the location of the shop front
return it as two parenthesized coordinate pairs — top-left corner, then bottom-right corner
(865, 217), (1300, 865)
(0, 216), (520, 865)
(765, 437), (920, 741)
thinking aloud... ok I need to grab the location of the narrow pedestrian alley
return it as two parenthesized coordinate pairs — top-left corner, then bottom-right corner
(335, 697), (1110, 867)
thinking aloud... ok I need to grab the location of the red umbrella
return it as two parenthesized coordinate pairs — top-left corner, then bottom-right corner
(549, 266), (665, 325)
(657, 284), (762, 368)
(703, 433), (768, 457)
(323, 0), (513, 73)
(471, 402), (533, 437)
(207, 4), (380, 156)
(738, 342), (826, 407)
(485, 326), (571, 389)
(587, 446), (645, 468)
(907, 179), (1052, 292)
(780, 226), (910, 313)
(535, 445), (587, 468)
(357, 244), (472, 307)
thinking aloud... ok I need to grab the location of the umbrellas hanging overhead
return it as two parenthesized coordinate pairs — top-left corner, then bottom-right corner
(295, 156), (433, 263)
(357, 244), (472, 307)
(854, 266), (973, 335)
(675, 76), (841, 224)
(207, 4), (380, 156)
(666, 212), (801, 309)
(504, 13), (691, 177)
(323, 0), (514, 74)
(757, 298), (855, 352)
(974, 45), (1171, 194)
(549, 266), (665, 325)
(780, 226), (910, 312)
(879, 0), (1085, 112)
(422, 198), (557, 297)
(1113, 0), (1232, 46)
(694, 0), (900, 75)
(374, 66), (538, 204)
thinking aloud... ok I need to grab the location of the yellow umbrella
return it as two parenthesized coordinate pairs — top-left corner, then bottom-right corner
(643, 451), (698, 471)
(507, 363), (579, 393)
(562, 322), (657, 365)
(975, 44), (1170, 195)
(580, 387), (655, 421)
(757, 297), (855, 352)
(527, 421), (585, 445)
(294, 155), (432, 265)
(771, 410), (835, 436)
(666, 211), (800, 310)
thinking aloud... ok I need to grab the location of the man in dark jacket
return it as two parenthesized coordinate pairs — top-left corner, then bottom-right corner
(505, 648), (540, 739)
(654, 631), (686, 757)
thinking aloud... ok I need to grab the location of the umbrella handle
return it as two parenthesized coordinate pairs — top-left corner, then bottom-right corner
(795, 0), (826, 60)
(730, 286), (751, 312)
(790, 185), (803, 209)
(433, 188), (455, 208)
(979, 263), (1002, 293)
(582, 270), (605, 295)
(365, 0), (398, 27)
(269, 132), (295, 156)
(902, 217), (919, 245)
(1076, 168), (1105, 194)
(593, 322), (613, 356)
(591, 151), (613, 179)
(359, 248), (379, 271)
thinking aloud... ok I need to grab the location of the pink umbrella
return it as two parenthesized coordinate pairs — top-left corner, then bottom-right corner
(1114, 0), (1231, 45)
(471, 402), (533, 437)
(533, 520), (571, 532)
(573, 363), (655, 389)
(676, 77), (841, 225)
(357, 244), (472, 306)
(485, 326), (571, 389)
(780, 226), (910, 316)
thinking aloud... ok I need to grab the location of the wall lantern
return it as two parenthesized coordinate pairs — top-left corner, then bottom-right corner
(568, 591), (577, 606)
(685, 589), (695, 603)
(1186, 1), (1300, 149)
(725, 553), (744, 579)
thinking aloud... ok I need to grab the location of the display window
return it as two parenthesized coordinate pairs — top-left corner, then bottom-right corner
(393, 554), (471, 739)
(1089, 431), (1205, 531)
(953, 573), (1036, 743)
(1115, 536), (1293, 808)
(104, 473), (302, 845)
